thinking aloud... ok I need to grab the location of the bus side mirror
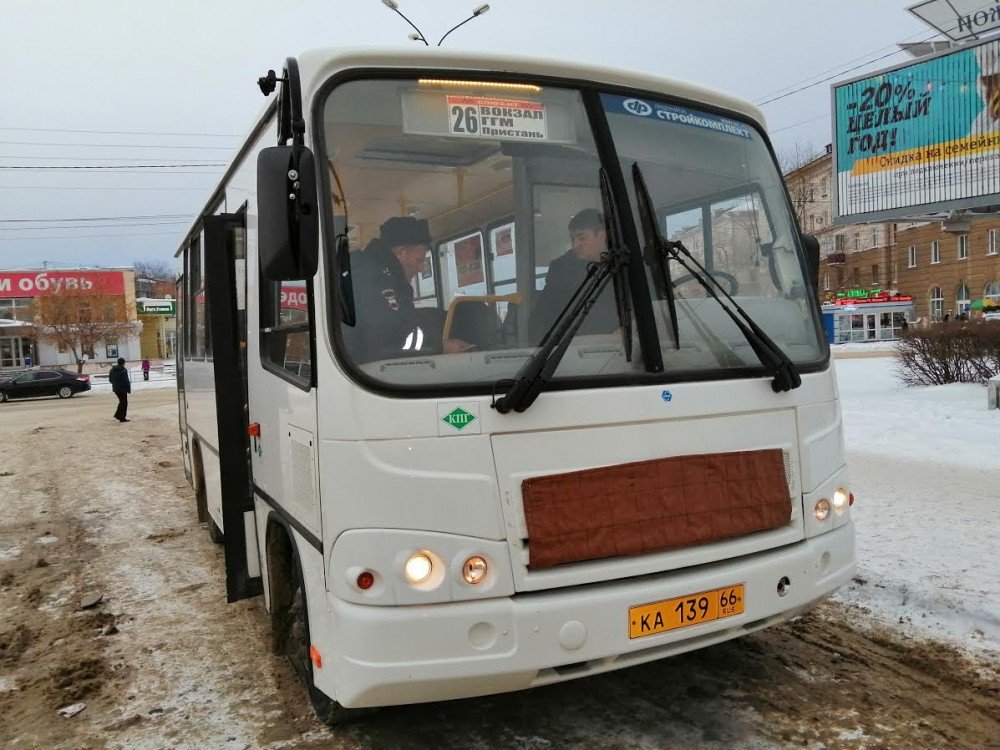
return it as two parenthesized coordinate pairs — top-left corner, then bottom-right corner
(257, 145), (318, 281)
(800, 233), (820, 288)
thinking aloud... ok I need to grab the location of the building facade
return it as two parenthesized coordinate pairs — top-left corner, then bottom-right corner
(0, 268), (141, 370)
(784, 147), (1000, 340)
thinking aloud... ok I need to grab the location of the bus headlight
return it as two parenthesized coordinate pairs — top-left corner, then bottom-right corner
(404, 552), (433, 584)
(814, 498), (831, 521)
(462, 556), (488, 585)
(832, 487), (850, 513)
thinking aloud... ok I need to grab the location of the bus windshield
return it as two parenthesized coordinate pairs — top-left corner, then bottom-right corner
(320, 78), (824, 392)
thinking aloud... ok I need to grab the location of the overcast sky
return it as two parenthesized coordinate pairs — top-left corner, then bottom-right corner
(0, 0), (946, 271)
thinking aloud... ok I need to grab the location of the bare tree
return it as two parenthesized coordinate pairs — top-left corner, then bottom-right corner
(133, 258), (175, 282)
(777, 140), (821, 175)
(33, 280), (141, 373)
(778, 140), (821, 226)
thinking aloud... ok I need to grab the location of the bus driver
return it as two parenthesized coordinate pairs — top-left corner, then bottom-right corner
(345, 216), (472, 364)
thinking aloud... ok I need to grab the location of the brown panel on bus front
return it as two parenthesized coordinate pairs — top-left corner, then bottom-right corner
(521, 449), (791, 570)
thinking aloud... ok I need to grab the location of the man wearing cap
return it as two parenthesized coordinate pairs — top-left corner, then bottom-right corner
(343, 216), (472, 364)
(528, 208), (620, 344)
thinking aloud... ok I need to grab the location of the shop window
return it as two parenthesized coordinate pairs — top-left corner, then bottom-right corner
(956, 284), (970, 316)
(0, 297), (31, 322)
(907, 245), (916, 268)
(985, 281), (1000, 304)
(931, 241), (940, 264)
(929, 286), (943, 321)
(958, 234), (968, 260)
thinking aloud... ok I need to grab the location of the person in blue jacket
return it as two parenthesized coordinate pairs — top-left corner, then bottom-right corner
(108, 357), (131, 423)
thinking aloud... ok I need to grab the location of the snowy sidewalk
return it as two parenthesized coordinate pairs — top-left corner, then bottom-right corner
(834, 357), (1000, 661)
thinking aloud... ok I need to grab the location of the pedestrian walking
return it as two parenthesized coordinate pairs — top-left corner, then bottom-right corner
(141, 358), (151, 382)
(109, 357), (131, 423)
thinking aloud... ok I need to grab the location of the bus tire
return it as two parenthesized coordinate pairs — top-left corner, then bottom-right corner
(191, 441), (208, 524)
(267, 521), (355, 726)
(290, 547), (353, 725)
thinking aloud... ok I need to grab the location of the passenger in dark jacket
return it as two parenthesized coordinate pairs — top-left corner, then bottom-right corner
(109, 357), (131, 423)
(342, 217), (472, 364)
(528, 208), (620, 344)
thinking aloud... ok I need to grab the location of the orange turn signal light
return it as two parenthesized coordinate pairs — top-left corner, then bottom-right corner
(248, 422), (261, 438)
(309, 645), (322, 669)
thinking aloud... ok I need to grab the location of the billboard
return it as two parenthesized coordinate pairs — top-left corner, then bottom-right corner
(833, 37), (1000, 223)
(0, 270), (126, 297)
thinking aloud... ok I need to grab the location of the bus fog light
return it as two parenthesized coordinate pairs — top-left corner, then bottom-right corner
(832, 487), (849, 513)
(404, 552), (433, 584)
(814, 498), (831, 521)
(462, 556), (488, 585)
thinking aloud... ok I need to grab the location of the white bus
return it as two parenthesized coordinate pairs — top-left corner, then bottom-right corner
(176, 48), (855, 723)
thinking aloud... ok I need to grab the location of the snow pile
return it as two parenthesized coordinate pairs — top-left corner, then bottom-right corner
(833, 356), (1000, 659)
(831, 341), (900, 355)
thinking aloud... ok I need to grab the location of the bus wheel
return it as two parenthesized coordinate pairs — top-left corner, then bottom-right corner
(191, 442), (208, 523)
(284, 543), (352, 725)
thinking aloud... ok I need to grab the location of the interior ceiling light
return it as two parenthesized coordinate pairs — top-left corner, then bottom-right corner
(418, 79), (541, 93)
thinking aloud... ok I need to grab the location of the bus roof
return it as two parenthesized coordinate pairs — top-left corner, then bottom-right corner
(297, 46), (767, 128)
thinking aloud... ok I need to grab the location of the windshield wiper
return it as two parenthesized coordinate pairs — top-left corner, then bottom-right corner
(493, 168), (632, 414)
(632, 163), (801, 393)
(632, 163), (679, 351)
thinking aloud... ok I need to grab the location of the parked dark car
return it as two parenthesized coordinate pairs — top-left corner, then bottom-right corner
(0, 369), (91, 402)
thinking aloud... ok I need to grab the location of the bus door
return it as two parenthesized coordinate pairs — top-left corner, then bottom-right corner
(175, 275), (190, 480)
(204, 211), (262, 602)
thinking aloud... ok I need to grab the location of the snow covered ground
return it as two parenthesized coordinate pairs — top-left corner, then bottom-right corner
(833, 355), (1000, 661)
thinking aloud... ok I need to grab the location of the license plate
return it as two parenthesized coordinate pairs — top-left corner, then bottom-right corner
(628, 583), (745, 639)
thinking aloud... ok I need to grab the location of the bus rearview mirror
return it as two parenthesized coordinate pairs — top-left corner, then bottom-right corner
(257, 145), (318, 281)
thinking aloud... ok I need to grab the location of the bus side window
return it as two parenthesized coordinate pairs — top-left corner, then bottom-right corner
(188, 235), (208, 360)
(489, 221), (517, 321)
(259, 275), (312, 385)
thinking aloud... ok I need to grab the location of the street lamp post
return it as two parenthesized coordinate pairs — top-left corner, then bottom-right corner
(378, 1), (491, 46)
(380, 0), (428, 45)
(437, 4), (490, 46)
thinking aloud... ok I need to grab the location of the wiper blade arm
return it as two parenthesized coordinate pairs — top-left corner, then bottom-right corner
(494, 168), (635, 415)
(664, 238), (801, 392)
(493, 258), (618, 414)
(632, 162), (679, 350)
(631, 164), (800, 393)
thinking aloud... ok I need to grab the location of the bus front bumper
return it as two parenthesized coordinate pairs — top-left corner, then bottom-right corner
(321, 522), (855, 708)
